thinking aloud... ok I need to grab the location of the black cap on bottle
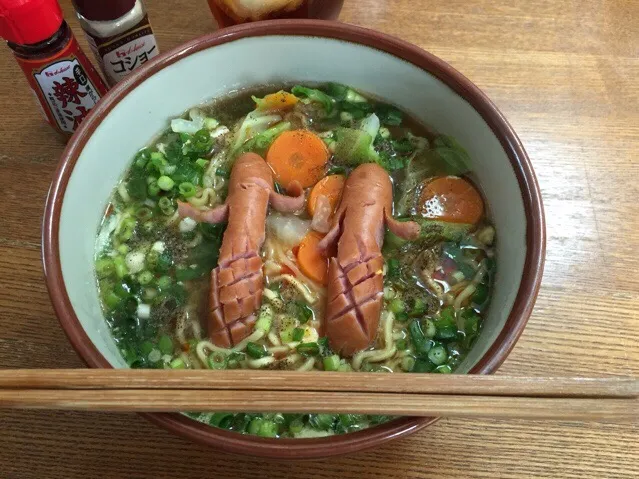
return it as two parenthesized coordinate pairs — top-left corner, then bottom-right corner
(72, 0), (136, 22)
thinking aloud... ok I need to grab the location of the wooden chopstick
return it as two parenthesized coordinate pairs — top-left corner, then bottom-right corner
(0, 370), (636, 396)
(0, 370), (636, 422)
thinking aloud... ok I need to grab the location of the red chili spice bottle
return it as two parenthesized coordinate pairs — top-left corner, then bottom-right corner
(0, 0), (108, 137)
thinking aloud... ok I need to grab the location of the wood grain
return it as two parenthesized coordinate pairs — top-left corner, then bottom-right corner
(0, 370), (637, 397)
(0, 0), (637, 477)
(0, 371), (635, 420)
(2, 390), (636, 422)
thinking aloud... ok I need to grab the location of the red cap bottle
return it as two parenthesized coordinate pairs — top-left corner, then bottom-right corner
(0, 0), (108, 138)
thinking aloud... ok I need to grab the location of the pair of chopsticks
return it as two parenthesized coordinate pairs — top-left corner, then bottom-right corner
(0, 370), (636, 422)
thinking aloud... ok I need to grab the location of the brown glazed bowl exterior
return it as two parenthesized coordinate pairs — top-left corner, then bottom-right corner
(43, 20), (545, 460)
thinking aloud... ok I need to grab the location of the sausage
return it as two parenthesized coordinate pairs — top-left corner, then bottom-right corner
(318, 163), (420, 356)
(178, 152), (305, 347)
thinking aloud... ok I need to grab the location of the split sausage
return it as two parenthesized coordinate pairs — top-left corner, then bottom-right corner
(178, 152), (304, 347)
(319, 163), (420, 356)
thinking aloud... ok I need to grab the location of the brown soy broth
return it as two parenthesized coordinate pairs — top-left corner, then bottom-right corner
(95, 82), (495, 435)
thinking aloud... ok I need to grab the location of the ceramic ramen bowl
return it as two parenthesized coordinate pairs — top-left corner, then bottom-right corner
(43, 20), (545, 459)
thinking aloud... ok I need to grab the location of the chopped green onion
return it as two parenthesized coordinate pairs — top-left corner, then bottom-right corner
(345, 88), (367, 103)
(435, 307), (458, 340)
(158, 335), (173, 355)
(113, 256), (128, 278)
(134, 149), (151, 168)
(195, 158), (209, 169)
(157, 176), (175, 191)
(317, 336), (330, 355)
(311, 413), (336, 430)
(340, 111), (354, 122)
(435, 364), (453, 374)
(257, 420), (279, 438)
(325, 82), (348, 100)
(411, 358), (434, 373)
(135, 207), (153, 221)
(95, 258), (114, 278)
(295, 301), (314, 324)
(435, 324), (458, 340)
(378, 126), (391, 139)
(208, 412), (234, 427)
(147, 180), (160, 197)
(427, 345), (448, 365)
(296, 342), (320, 357)
(103, 291), (121, 309)
(138, 270), (154, 285)
(246, 342), (268, 359)
(386, 258), (400, 280)
(226, 351), (244, 369)
(191, 129), (213, 155)
(289, 417), (305, 434)
(255, 304), (273, 332)
(204, 118), (219, 129)
(375, 105), (403, 126)
(150, 151), (165, 162)
(140, 341), (154, 357)
(142, 288), (157, 302)
(118, 217), (136, 242)
(178, 182), (196, 198)
(410, 298), (428, 316)
(472, 283), (489, 305)
(291, 85), (335, 113)
(145, 250), (159, 268)
(401, 356), (416, 372)
(248, 418), (263, 435)
(149, 152), (167, 172)
(156, 275), (172, 290)
(388, 298), (405, 314)
(463, 310), (481, 337)
(409, 319), (432, 356)
(423, 319), (437, 338)
(208, 352), (227, 369)
(169, 357), (186, 369)
(291, 327), (305, 342)
(117, 244), (129, 255)
(158, 197), (175, 215)
(323, 354), (340, 371)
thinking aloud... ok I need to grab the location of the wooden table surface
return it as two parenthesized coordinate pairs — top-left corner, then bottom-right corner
(0, 0), (637, 477)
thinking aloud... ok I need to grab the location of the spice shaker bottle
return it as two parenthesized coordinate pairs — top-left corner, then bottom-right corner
(0, 0), (108, 137)
(72, 0), (159, 86)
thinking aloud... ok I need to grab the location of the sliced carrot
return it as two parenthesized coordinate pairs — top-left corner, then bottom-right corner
(266, 130), (329, 189)
(254, 91), (299, 111)
(307, 174), (346, 217)
(418, 176), (484, 224)
(296, 231), (329, 285)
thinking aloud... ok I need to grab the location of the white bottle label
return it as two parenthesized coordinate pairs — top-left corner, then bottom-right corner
(87, 16), (159, 86)
(101, 33), (159, 84)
